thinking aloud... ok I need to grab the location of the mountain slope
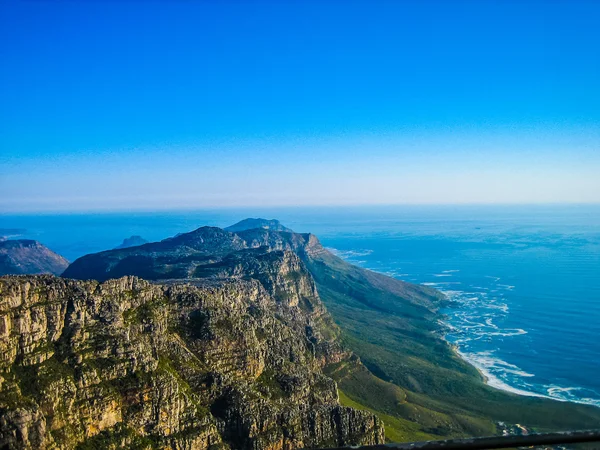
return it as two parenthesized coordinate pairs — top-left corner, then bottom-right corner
(0, 275), (383, 450)
(62, 227), (246, 281)
(60, 219), (600, 441)
(0, 240), (69, 276)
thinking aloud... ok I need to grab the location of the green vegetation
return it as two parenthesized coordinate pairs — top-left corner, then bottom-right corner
(12, 353), (76, 399)
(339, 390), (438, 443)
(256, 368), (286, 400)
(283, 270), (303, 282)
(75, 424), (158, 450)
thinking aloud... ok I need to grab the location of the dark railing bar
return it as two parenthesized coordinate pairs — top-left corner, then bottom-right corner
(321, 429), (600, 450)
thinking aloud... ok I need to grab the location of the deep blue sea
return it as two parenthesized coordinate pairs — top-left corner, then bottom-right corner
(2, 205), (599, 407)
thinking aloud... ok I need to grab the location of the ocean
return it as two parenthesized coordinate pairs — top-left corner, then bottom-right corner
(2, 204), (599, 407)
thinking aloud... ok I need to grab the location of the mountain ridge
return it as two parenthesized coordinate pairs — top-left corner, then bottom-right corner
(63, 224), (438, 316)
(0, 239), (69, 276)
(5, 219), (600, 448)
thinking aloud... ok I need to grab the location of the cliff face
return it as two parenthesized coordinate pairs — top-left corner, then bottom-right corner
(0, 273), (383, 450)
(55, 220), (451, 445)
(0, 240), (69, 277)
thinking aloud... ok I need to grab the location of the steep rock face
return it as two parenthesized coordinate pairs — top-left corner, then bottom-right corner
(0, 240), (69, 276)
(193, 249), (318, 307)
(0, 275), (383, 449)
(193, 249), (348, 366)
(234, 230), (325, 259)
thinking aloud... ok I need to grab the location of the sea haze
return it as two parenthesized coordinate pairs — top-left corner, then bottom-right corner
(3, 204), (599, 407)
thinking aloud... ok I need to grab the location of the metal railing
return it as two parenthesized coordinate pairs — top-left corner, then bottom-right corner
(322, 429), (600, 449)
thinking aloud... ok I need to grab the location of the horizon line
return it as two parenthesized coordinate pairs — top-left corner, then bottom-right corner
(2, 201), (600, 215)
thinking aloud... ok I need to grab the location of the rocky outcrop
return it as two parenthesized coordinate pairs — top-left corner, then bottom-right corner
(234, 230), (326, 259)
(0, 274), (384, 449)
(193, 249), (348, 366)
(0, 240), (68, 276)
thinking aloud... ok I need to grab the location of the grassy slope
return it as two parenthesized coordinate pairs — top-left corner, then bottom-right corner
(308, 251), (600, 441)
(338, 390), (439, 443)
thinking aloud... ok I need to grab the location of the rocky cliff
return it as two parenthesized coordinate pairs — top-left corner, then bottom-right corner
(0, 240), (69, 277)
(0, 271), (383, 449)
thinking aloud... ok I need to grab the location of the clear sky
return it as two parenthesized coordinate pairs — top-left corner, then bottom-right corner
(1, 1), (599, 212)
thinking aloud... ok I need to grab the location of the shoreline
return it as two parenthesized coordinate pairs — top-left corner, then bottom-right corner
(317, 246), (600, 410)
(448, 343), (551, 400)
(447, 339), (600, 409)
(435, 288), (600, 409)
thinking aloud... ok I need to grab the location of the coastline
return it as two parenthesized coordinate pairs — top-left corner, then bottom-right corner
(330, 243), (600, 411)
(447, 343), (552, 400)
(433, 287), (600, 409)
(445, 331), (600, 409)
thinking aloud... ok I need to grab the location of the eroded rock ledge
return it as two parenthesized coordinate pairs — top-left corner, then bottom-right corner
(0, 275), (383, 449)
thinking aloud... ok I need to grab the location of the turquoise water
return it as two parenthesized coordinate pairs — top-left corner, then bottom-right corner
(2, 205), (599, 406)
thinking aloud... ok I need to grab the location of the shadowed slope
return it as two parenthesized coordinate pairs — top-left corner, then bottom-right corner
(62, 227), (246, 281)
(0, 240), (69, 276)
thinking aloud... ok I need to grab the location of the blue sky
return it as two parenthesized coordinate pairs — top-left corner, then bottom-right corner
(1, 1), (599, 211)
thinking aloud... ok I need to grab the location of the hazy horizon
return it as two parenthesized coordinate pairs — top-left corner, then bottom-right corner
(2, 1), (599, 212)
(3, 203), (600, 217)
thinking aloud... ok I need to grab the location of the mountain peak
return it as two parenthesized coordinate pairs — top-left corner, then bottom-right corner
(225, 218), (293, 233)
